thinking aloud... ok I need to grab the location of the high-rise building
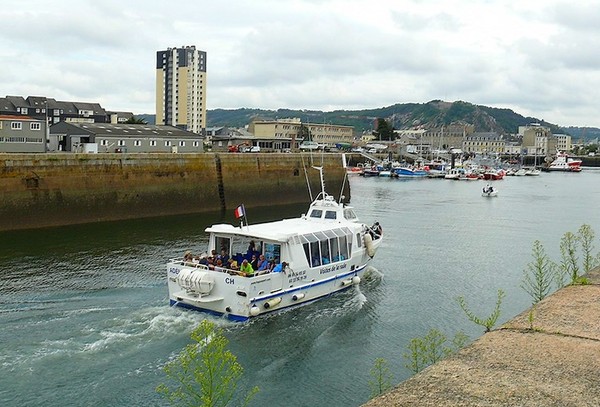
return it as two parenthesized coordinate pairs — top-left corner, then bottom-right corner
(156, 46), (207, 134)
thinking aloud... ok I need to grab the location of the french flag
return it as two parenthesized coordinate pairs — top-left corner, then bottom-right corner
(234, 204), (245, 219)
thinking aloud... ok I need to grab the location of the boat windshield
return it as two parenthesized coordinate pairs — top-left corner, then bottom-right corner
(343, 208), (357, 220)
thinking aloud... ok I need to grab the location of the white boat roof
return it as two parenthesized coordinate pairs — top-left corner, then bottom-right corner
(205, 194), (363, 242)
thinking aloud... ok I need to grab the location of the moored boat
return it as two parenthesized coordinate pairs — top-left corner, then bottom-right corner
(392, 167), (428, 178)
(545, 150), (582, 172)
(166, 169), (383, 321)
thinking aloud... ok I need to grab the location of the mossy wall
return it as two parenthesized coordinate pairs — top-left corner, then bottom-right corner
(0, 153), (348, 231)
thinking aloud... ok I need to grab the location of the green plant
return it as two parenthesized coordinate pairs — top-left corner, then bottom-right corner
(368, 358), (393, 398)
(403, 329), (469, 374)
(559, 231), (580, 285)
(527, 306), (536, 331)
(521, 240), (555, 304)
(578, 224), (598, 274)
(156, 319), (258, 407)
(403, 337), (427, 374)
(457, 289), (505, 333)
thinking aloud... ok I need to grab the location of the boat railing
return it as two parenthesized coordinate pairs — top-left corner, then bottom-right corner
(170, 257), (265, 278)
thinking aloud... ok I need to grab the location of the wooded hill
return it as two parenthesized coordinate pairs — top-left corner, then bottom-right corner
(140, 100), (600, 141)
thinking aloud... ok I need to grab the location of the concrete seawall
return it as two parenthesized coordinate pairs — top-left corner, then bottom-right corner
(0, 153), (348, 231)
(363, 268), (600, 407)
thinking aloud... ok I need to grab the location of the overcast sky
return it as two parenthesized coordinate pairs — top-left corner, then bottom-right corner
(2, 0), (599, 127)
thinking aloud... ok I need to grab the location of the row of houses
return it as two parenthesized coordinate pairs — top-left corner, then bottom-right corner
(392, 123), (573, 156)
(0, 94), (575, 155)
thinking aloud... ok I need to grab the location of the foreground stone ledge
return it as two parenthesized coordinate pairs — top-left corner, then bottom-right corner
(364, 268), (600, 407)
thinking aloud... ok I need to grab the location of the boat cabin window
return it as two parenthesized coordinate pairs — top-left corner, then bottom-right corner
(263, 242), (281, 262)
(215, 236), (231, 257)
(310, 209), (323, 218)
(325, 210), (337, 219)
(343, 208), (357, 220)
(300, 227), (352, 267)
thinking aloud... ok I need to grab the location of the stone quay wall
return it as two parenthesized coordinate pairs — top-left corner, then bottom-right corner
(0, 153), (348, 231)
(363, 267), (600, 407)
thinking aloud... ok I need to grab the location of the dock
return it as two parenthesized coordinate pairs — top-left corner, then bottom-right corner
(363, 268), (600, 406)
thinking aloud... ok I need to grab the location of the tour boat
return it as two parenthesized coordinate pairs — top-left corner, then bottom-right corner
(166, 168), (383, 321)
(546, 151), (582, 172)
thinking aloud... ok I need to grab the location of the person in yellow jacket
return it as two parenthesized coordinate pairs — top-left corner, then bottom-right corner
(240, 259), (254, 277)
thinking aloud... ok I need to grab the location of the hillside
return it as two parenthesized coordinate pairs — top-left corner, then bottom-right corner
(138, 100), (599, 140)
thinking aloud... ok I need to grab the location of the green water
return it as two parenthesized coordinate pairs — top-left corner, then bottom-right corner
(1, 171), (599, 406)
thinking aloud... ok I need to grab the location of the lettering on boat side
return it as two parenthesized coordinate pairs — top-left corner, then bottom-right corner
(225, 277), (235, 284)
(319, 263), (347, 275)
(169, 267), (181, 275)
(288, 269), (307, 283)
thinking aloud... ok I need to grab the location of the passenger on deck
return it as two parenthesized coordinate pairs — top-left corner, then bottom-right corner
(250, 254), (259, 270)
(227, 258), (239, 270)
(218, 249), (230, 264)
(240, 259), (254, 277)
(272, 261), (288, 273)
(373, 222), (382, 237)
(322, 256), (330, 265)
(183, 251), (193, 262)
(257, 255), (269, 271)
(246, 240), (256, 258)
(311, 255), (321, 267)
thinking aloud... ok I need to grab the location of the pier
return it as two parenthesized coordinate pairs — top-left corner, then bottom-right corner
(363, 268), (600, 407)
(0, 152), (348, 231)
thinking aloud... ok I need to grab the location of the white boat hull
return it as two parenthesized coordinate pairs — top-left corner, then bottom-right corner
(168, 247), (379, 321)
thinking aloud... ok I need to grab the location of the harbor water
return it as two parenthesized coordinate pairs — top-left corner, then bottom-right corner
(1, 169), (600, 406)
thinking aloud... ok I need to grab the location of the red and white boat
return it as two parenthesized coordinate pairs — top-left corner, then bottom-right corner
(546, 150), (582, 172)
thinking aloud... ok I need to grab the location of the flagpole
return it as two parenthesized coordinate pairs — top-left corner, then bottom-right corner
(243, 204), (249, 231)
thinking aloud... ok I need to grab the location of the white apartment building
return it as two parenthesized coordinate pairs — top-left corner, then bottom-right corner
(156, 46), (207, 134)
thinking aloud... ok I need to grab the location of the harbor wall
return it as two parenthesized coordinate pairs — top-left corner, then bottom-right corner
(0, 153), (349, 232)
(363, 267), (600, 407)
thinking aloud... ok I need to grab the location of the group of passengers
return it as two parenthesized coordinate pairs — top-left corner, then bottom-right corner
(182, 240), (287, 277)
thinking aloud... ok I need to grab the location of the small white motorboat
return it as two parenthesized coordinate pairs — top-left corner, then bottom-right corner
(481, 184), (498, 197)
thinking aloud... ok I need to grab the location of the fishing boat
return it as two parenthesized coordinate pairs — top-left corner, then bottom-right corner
(392, 167), (428, 178)
(166, 168), (383, 321)
(545, 150), (582, 172)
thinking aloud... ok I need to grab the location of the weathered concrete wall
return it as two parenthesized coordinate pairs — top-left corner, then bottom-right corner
(0, 153), (348, 231)
(363, 268), (600, 407)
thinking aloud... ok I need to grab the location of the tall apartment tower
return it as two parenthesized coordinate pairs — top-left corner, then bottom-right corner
(155, 46), (207, 134)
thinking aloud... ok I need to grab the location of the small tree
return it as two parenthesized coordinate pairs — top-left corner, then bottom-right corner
(521, 240), (555, 304)
(457, 289), (505, 333)
(368, 358), (393, 398)
(559, 231), (579, 285)
(157, 319), (258, 407)
(578, 224), (598, 274)
(403, 329), (469, 374)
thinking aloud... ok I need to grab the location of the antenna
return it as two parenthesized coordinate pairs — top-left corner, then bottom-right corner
(312, 166), (325, 197)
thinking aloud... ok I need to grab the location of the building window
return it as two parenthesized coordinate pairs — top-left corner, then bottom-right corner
(100, 139), (108, 146)
(150, 140), (157, 147)
(11, 122), (22, 130)
(165, 140), (172, 147)
(30, 122), (41, 131)
(118, 140), (125, 146)
(134, 140), (141, 147)
(193, 141), (199, 147)
(179, 141), (185, 147)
